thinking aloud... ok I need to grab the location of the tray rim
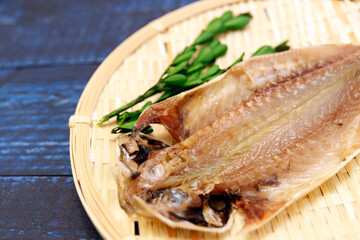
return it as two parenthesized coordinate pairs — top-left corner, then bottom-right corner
(69, 0), (242, 239)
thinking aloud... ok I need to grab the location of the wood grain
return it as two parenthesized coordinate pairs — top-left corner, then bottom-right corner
(0, 65), (96, 175)
(0, 0), (203, 238)
(0, 0), (197, 68)
(0, 176), (101, 239)
(0, 1), (201, 238)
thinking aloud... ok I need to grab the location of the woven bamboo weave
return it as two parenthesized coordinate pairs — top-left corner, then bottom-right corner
(69, 0), (360, 239)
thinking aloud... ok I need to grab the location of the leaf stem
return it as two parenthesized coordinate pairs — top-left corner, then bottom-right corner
(97, 86), (160, 125)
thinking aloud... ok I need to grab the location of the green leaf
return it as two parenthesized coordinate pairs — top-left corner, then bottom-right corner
(208, 39), (221, 48)
(183, 78), (203, 88)
(183, 71), (202, 88)
(193, 30), (214, 45)
(251, 41), (291, 57)
(117, 112), (130, 124)
(156, 91), (173, 102)
(251, 46), (276, 57)
(195, 46), (215, 64)
(118, 120), (137, 130)
(224, 14), (251, 30)
(141, 126), (153, 134)
(117, 109), (143, 125)
(184, 46), (196, 52)
(220, 11), (233, 22)
(172, 50), (195, 66)
(228, 52), (245, 69)
(200, 65), (219, 80)
(188, 71), (200, 82)
(275, 40), (290, 52)
(163, 74), (187, 86)
(206, 18), (223, 34)
(141, 101), (153, 111)
(187, 62), (205, 74)
(166, 61), (188, 75)
(213, 44), (228, 57)
(112, 125), (153, 134)
(129, 111), (142, 119)
(111, 127), (123, 134)
(203, 70), (225, 82)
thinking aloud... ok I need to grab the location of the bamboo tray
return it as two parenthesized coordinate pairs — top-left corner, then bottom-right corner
(69, 0), (360, 239)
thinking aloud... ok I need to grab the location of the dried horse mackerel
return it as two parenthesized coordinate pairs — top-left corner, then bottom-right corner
(114, 44), (360, 233)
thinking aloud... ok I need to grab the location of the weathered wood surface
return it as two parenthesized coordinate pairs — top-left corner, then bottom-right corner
(0, 65), (97, 175)
(0, 176), (101, 239)
(0, 0), (196, 238)
(0, 0), (196, 68)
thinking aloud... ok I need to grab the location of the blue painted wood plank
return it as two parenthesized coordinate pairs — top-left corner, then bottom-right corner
(0, 176), (101, 239)
(0, 65), (96, 175)
(0, 0), (197, 68)
(0, 70), (14, 80)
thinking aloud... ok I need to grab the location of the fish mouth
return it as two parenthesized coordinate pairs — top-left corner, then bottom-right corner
(116, 133), (169, 178)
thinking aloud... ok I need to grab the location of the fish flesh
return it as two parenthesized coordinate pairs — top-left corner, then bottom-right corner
(134, 45), (360, 141)
(114, 44), (360, 233)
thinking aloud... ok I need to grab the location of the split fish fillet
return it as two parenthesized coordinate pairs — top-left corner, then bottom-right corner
(134, 45), (360, 141)
(114, 44), (360, 233)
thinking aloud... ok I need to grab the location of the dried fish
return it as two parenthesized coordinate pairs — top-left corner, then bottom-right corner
(134, 44), (360, 141)
(114, 44), (360, 233)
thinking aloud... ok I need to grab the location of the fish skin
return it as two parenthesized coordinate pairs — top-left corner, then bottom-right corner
(116, 44), (360, 233)
(134, 44), (360, 141)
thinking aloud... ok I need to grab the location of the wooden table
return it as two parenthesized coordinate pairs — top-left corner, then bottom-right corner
(0, 1), (196, 239)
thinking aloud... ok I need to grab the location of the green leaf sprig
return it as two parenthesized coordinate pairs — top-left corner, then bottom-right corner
(97, 11), (291, 135)
(111, 101), (153, 134)
(98, 11), (252, 126)
(110, 40), (290, 134)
